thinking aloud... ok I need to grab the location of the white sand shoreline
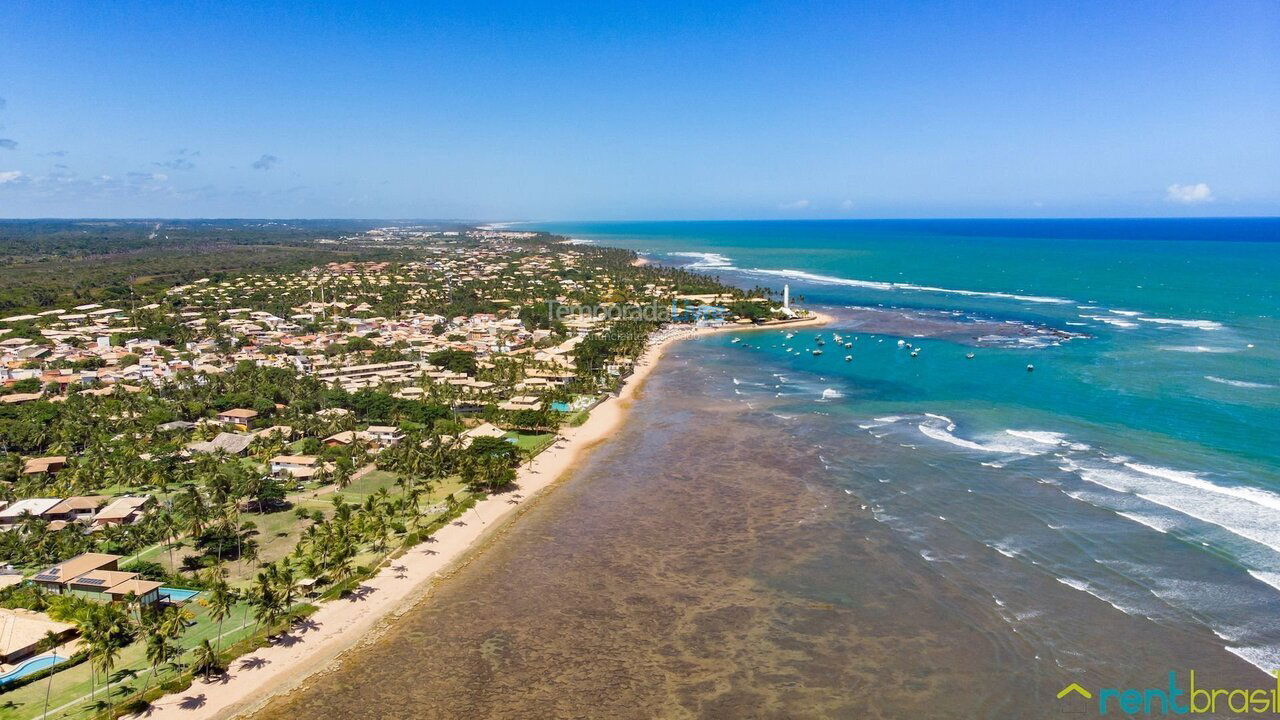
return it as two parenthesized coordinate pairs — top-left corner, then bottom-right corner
(134, 311), (831, 720)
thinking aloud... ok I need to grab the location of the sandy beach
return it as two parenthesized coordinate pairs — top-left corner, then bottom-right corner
(132, 311), (830, 720)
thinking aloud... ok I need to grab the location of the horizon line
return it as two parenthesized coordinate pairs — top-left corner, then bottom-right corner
(1, 215), (1278, 224)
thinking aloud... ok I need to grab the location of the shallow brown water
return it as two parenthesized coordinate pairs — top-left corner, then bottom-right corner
(252, 340), (1260, 720)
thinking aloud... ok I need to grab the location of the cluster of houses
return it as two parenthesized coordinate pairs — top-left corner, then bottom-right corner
(1, 228), (749, 414)
(0, 496), (153, 531)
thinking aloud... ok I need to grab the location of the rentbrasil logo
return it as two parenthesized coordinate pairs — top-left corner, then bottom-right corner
(1058, 671), (1280, 715)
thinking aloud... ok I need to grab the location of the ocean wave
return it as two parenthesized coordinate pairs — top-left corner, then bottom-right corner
(1125, 462), (1280, 513)
(668, 251), (734, 269)
(1079, 313), (1226, 332)
(1247, 570), (1280, 595)
(1064, 459), (1280, 556)
(1225, 645), (1280, 678)
(740, 267), (1074, 304)
(1004, 430), (1090, 451)
(1137, 316), (1224, 331)
(1205, 375), (1276, 389)
(989, 541), (1021, 559)
(1054, 577), (1145, 616)
(1115, 511), (1175, 534)
(558, 237), (596, 245)
(1081, 314), (1140, 329)
(819, 388), (845, 401)
(915, 417), (1052, 456)
(1160, 345), (1239, 353)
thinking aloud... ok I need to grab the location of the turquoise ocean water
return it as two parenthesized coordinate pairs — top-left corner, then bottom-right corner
(532, 219), (1280, 677)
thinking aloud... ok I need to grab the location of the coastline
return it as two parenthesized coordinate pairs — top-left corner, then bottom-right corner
(133, 310), (831, 720)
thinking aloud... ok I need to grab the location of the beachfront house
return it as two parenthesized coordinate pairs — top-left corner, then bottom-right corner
(32, 553), (162, 606)
(0, 608), (76, 665)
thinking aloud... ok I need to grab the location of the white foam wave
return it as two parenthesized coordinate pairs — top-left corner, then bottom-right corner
(1065, 459), (1280, 556)
(1126, 462), (1280, 513)
(1225, 645), (1280, 678)
(742, 268), (1074, 304)
(669, 251), (733, 269)
(1054, 577), (1143, 616)
(990, 541), (1021, 559)
(1247, 570), (1280, 595)
(1138, 316), (1224, 330)
(1115, 511), (1174, 534)
(1160, 345), (1239, 353)
(916, 419), (1050, 456)
(1005, 430), (1070, 446)
(1081, 315), (1140, 329)
(1205, 375), (1276, 389)
(820, 388), (845, 400)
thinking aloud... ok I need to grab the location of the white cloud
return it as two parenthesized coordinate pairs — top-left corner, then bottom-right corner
(1166, 183), (1213, 204)
(779, 199), (811, 210)
(0, 170), (23, 183)
(840, 199), (855, 210)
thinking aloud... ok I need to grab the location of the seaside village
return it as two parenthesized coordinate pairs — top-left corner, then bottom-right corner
(0, 229), (799, 719)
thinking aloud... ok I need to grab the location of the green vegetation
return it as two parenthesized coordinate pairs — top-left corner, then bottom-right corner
(0, 221), (789, 720)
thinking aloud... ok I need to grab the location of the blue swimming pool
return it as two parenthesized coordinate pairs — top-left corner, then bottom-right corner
(550, 401), (571, 412)
(159, 587), (199, 603)
(0, 654), (64, 685)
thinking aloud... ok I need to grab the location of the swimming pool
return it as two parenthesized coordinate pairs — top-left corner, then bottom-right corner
(159, 587), (199, 603)
(550, 401), (571, 412)
(0, 654), (65, 685)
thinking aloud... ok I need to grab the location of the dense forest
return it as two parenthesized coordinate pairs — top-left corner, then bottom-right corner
(0, 220), (446, 312)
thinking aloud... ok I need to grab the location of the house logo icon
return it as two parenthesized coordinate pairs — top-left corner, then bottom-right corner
(1057, 682), (1092, 714)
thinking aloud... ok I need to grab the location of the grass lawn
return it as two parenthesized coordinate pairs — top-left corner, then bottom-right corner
(504, 431), (554, 455)
(339, 469), (402, 497)
(0, 599), (256, 720)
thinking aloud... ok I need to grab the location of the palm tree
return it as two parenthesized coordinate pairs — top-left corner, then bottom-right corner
(140, 632), (173, 698)
(156, 506), (181, 571)
(204, 575), (235, 651)
(94, 631), (123, 715)
(191, 639), (221, 682)
(158, 604), (193, 641)
(36, 630), (61, 720)
(274, 562), (301, 615)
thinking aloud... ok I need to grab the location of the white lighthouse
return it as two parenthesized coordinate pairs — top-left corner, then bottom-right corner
(783, 283), (790, 310)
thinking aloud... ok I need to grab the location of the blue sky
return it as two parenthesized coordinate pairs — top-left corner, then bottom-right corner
(0, 0), (1276, 219)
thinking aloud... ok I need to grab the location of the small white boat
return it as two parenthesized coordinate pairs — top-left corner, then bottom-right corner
(844, 342), (853, 349)
(910, 349), (919, 357)
(965, 352), (975, 359)
(731, 337), (741, 343)
(812, 349), (823, 356)
(1026, 364), (1035, 372)
(785, 332), (795, 339)
(844, 355), (852, 362)
(896, 339), (905, 347)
